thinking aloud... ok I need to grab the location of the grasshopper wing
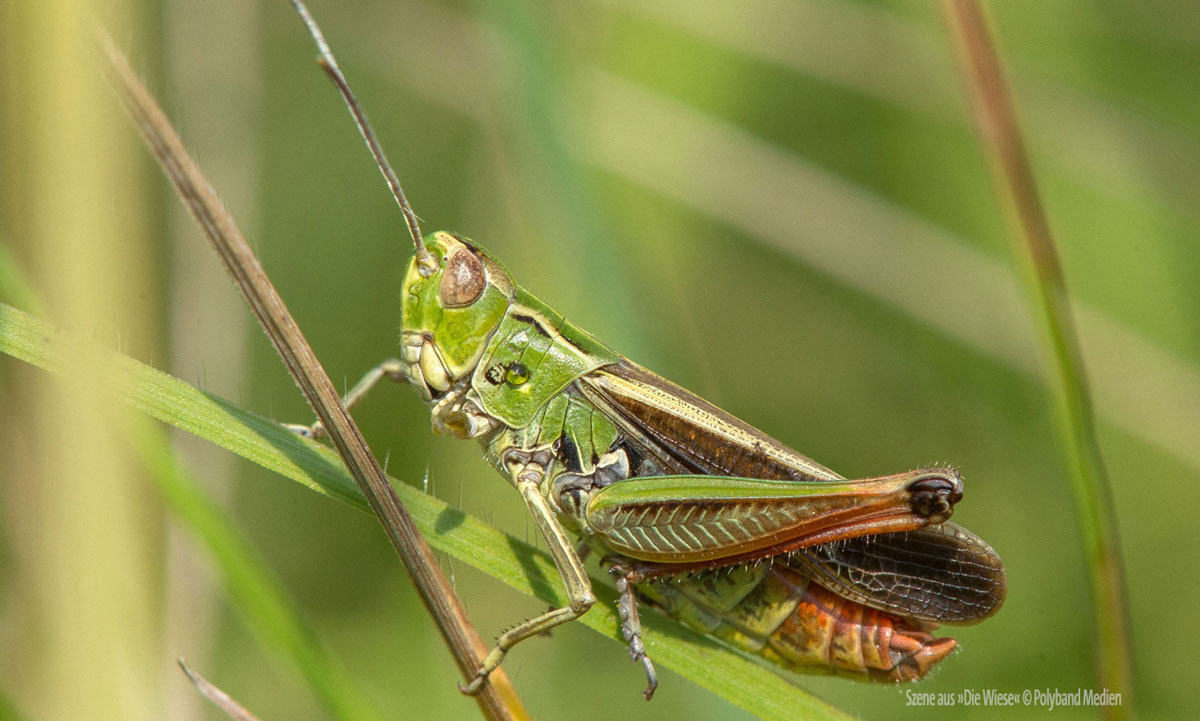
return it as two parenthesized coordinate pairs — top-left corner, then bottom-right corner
(580, 360), (1006, 623)
(790, 524), (1007, 624)
(578, 361), (840, 483)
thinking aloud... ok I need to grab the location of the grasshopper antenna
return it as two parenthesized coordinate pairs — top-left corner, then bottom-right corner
(288, 0), (438, 276)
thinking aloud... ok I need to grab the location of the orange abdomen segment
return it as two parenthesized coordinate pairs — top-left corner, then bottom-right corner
(640, 561), (956, 682)
(762, 565), (957, 682)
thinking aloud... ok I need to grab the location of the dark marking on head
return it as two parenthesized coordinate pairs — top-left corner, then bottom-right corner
(510, 313), (552, 338)
(484, 364), (504, 385)
(450, 233), (481, 254)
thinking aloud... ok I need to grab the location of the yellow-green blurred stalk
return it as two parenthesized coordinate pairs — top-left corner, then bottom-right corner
(1, 3), (160, 721)
(943, 2), (1133, 716)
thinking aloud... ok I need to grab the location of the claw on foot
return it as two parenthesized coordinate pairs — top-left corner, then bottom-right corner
(283, 421), (325, 440)
(283, 423), (314, 439)
(639, 655), (658, 701)
(458, 672), (487, 696)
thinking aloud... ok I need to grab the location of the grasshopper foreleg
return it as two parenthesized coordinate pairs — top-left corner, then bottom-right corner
(610, 564), (658, 700)
(461, 459), (596, 696)
(285, 358), (405, 439)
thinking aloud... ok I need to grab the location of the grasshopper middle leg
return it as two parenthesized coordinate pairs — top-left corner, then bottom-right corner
(610, 564), (658, 700)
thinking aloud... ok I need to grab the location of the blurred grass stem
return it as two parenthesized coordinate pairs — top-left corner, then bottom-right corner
(94, 27), (529, 721)
(942, 1), (1134, 715)
(178, 661), (264, 721)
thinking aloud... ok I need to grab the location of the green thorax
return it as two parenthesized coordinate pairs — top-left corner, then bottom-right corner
(471, 286), (620, 429)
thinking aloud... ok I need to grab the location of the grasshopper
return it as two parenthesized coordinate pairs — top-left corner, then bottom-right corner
(287, 0), (1005, 700)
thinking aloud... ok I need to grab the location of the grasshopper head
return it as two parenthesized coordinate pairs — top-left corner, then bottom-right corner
(400, 231), (515, 400)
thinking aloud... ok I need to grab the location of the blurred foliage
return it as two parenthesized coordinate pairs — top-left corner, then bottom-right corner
(2, 1), (1199, 720)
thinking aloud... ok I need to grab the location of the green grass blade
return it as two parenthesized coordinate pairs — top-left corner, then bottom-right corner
(0, 247), (383, 721)
(0, 301), (853, 721)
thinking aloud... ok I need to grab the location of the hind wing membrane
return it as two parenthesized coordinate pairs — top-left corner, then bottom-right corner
(789, 523), (1006, 624)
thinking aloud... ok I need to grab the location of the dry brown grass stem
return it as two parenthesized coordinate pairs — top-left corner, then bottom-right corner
(95, 26), (530, 721)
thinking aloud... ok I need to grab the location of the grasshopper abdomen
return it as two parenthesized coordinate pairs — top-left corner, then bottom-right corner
(640, 561), (957, 683)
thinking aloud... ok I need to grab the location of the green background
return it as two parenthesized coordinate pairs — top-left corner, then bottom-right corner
(2, 1), (1197, 720)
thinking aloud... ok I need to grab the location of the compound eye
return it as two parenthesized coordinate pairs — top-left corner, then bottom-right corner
(439, 247), (486, 307)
